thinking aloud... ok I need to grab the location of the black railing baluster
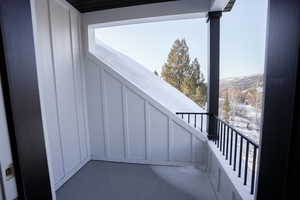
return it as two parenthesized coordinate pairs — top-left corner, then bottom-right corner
(175, 112), (260, 196)
(217, 121), (220, 148)
(229, 129), (233, 165)
(226, 126), (229, 160)
(251, 146), (258, 194)
(238, 137), (243, 178)
(200, 114), (203, 132)
(244, 141), (249, 185)
(233, 131), (238, 171)
(222, 124), (226, 155)
(220, 122), (223, 152)
(215, 119), (218, 144)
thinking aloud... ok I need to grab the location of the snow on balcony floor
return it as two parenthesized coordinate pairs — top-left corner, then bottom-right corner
(92, 40), (205, 114)
(56, 161), (217, 200)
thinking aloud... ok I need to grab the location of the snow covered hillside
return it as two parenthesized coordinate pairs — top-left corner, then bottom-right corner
(219, 74), (263, 144)
(93, 40), (204, 114)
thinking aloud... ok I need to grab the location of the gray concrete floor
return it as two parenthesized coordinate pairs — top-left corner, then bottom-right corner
(56, 161), (217, 200)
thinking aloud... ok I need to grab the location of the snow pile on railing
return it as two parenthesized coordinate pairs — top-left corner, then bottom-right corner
(93, 40), (204, 113)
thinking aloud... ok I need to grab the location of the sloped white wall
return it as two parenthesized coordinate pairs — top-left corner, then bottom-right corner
(85, 54), (208, 167)
(31, 0), (89, 190)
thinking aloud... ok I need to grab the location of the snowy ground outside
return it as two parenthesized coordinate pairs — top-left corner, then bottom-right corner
(227, 104), (261, 145)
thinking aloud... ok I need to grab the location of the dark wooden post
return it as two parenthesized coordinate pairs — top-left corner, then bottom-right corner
(0, 0), (53, 199)
(207, 11), (222, 140)
(256, 0), (300, 199)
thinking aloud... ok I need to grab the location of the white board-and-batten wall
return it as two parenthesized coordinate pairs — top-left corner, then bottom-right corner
(31, 0), (90, 190)
(85, 54), (208, 167)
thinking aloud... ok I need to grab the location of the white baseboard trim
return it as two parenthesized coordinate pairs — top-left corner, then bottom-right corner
(90, 155), (203, 167)
(55, 156), (90, 190)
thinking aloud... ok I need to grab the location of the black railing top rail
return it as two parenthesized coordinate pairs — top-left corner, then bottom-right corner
(175, 112), (209, 115)
(214, 115), (259, 148)
(175, 112), (208, 133)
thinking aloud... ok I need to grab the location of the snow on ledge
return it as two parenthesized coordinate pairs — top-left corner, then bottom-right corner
(92, 40), (205, 114)
(208, 141), (254, 200)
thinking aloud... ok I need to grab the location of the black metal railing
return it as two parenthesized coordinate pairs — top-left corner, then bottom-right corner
(175, 112), (259, 195)
(214, 116), (259, 195)
(175, 112), (209, 132)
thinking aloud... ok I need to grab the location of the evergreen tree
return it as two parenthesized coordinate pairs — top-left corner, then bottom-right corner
(180, 77), (192, 96)
(193, 85), (207, 107)
(223, 91), (231, 122)
(191, 59), (205, 84)
(161, 39), (207, 108)
(161, 39), (190, 90)
(190, 58), (207, 107)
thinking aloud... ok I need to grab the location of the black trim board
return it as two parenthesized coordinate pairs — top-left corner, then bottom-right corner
(0, 0), (52, 199)
(286, 48), (300, 200)
(256, 0), (300, 199)
(207, 11), (222, 140)
(65, 0), (176, 13)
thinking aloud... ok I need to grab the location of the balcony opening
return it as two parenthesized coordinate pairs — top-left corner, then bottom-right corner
(219, 0), (268, 145)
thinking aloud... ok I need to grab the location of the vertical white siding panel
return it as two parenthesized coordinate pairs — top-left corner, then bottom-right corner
(70, 10), (88, 161)
(78, 17), (91, 158)
(148, 105), (168, 161)
(103, 71), (125, 159)
(126, 89), (146, 160)
(100, 67), (109, 158)
(85, 61), (105, 158)
(168, 119), (173, 161)
(69, 10), (82, 161)
(209, 150), (219, 190)
(122, 86), (129, 159)
(50, 0), (81, 172)
(32, 0), (65, 183)
(193, 137), (200, 163)
(173, 123), (192, 162)
(191, 135), (194, 162)
(144, 102), (151, 160)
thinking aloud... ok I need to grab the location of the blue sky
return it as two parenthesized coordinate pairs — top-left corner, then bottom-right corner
(95, 0), (268, 79)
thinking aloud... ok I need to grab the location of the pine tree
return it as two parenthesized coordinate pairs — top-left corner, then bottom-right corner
(161, 39), (207, 108)
(180, 77), (192, 96)
(161, 39), (190, 90)
(223, 91), (231, 122)
(190, 58), (207, 106)
(194, 85), (207, 107)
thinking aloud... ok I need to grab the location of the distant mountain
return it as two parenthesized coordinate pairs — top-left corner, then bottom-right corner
(220, 74), (263, 91)
(219, 74), (264, 108)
